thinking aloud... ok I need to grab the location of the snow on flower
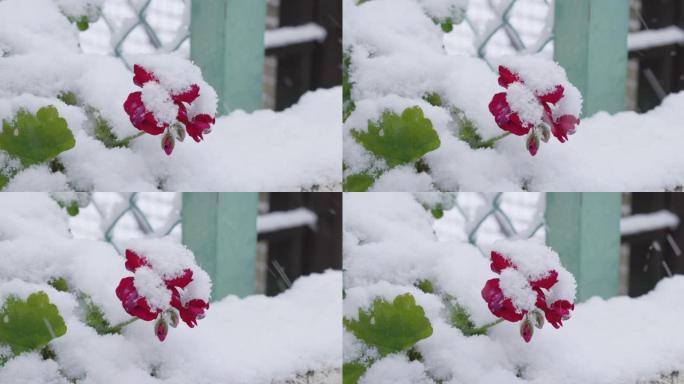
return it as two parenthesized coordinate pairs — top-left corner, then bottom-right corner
(115, 239), (212, 341)
(481, 239), (576, 342)
(123, 64), (217, 155)
(488, 56), (583, 156)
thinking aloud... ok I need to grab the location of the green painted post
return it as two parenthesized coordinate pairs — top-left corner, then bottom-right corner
(553, 0), (629, 115)
(181, 193), (258, 300)
(545, 193), (621, 301)
(190, 0), (266, 115)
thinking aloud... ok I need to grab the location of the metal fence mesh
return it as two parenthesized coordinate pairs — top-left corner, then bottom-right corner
(444, 0), (553, 66)
(69, 192), (181, 253)
(433, 192), (545, 252)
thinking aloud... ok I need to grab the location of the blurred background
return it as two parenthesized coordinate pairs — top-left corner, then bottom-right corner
(432, 192), (683, 298)
(78, 0), (341, 110)
(70, 192), (342, 296)
(444, 0), (683, 113)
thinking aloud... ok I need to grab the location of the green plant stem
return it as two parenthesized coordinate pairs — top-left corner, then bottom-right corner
(105, 317), (139, 334)
(115, 131), (145, 147)
(481, 132), (511, 147)
(463, 318), (505, 336)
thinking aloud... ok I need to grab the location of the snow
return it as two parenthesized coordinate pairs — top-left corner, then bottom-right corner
(344, 0), (684, 191)
(0, 193), (341, 383)
(621, 210), (680, 236)
(257, 207), (318, 234)
(264, 23), (327, 49)
(628, 26), (684, 51)
(0, 1), (341, 191)
(344, 192), (684, 384)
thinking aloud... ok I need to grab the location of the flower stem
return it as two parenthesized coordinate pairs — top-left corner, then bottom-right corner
(114, 132), (145, 148)
(481, 132), (511, 147)
(464, 318), (505, 336)
(106, 317), (139, 334)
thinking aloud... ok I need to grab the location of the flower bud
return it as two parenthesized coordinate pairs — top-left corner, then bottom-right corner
(173, 123), (186, 142)
(155, 317), (169, 342)
(539, 124), (550, 143)
(165, 309), (179, 328)
(526, 131), (540, 156)
(520, 316), (534, 343)
(161, 131), (175, 156)
(531, 310), (545, 329)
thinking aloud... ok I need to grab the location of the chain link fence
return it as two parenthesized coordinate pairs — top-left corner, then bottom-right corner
(433, 192), (544, 252)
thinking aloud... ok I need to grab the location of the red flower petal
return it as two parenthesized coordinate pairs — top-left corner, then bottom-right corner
(173, 298), (209, 328)
(123, 91), (167, 135)
(530, 270), (558, 290)
(551, 114), (579, 143)
(488, 92), (532, 136)
(115, 277), (160, 321)
(164, 269), (194, 289)
(171, 84), (200, 104)
(497, 66), (522, 88)
(185, 114), (215, 143)
(490, 251), (513, 274)
(133, 65), (158, 87)
(537, 85), (564, 105)
(481, 278), (525, 322)
(542, 299), (575, 329)
(124, 249), (149, 272)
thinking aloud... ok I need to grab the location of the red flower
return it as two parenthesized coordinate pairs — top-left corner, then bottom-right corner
(122, 65), (216, 155)
(488, 65), (580, 156)
(481, 250), (572, 343)
(115, 248), (209, 341)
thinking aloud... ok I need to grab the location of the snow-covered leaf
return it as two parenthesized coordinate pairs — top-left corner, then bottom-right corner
(0, 106), (75, 167)
(351, 106), (440, 168)
(344, 173), (375, 192)
(343, 362), (367, 384)
(344, 293), (433, 356)
(0, 292), (67, 355)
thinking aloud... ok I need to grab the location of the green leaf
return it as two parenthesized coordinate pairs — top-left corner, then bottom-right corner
(57, 92), (79, 106)
(0, 174), (9, 191)
(48, 278), (69, 293)
(344, 293), (433, 356)
(344, 173), (376, 192)
(440, 19), (454, 33)
(343, 362), (367, 384)
(0, 292), (67, 355)
(78, 293), (110, 335)
(0, 106), (75, 167)
(351, 107), (440, 168)
(423, 92), (443, 107)
(415, 279), (434, 294)
(343, 52), (356, 121)
(431, 207), (444, 219)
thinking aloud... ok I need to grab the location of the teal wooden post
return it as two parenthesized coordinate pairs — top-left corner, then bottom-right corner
(554, 0), (629, 115)
(545, 193), (621, 301)
(181, 193), (258, 300)
(190, 0), (266, 115)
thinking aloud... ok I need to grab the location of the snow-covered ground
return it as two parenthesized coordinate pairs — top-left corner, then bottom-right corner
(343, 192), (684, 384)
(0, 0), (341, 191)
(343, 0), (684, 191)
(0, 193), (342, 384)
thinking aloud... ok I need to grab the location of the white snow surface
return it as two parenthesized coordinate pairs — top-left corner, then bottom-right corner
(0, 193), (342, 383)
(344, 192), (684, 384)
(0, 0), (341, 191)
(344, 0), (684, 191)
